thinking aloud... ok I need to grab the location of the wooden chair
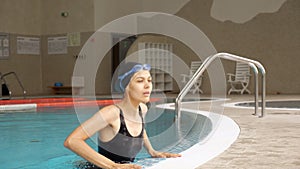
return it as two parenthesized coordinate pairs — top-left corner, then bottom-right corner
(181, 61), (203, 94)
(227, 62), (251, 95)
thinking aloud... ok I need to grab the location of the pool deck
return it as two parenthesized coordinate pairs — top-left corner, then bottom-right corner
(192, 94), (300, 169)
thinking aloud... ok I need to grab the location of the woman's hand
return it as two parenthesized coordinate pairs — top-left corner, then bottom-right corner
(150, 151), (182, 158)
(111, 163), (142, 169)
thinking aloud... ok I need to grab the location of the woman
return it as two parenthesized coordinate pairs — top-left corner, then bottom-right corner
(64, 62), (181, 169)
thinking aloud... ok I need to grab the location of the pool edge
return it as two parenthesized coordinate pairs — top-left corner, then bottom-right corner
(146, 103), (240, 169)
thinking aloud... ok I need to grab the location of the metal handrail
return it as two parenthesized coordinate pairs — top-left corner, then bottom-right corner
(0, 72), (26, 99)
(175, 52), (266, 119)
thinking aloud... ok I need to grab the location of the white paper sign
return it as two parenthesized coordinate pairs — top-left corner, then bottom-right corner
(17, 36), (40, 55)
(68, 32), (80, 46)
(48, 36), (68, 54)
(0, 33), (9, 59)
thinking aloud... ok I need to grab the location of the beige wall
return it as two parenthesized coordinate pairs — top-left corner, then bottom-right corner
(0, 0), (189, 96)
(94, 0), (190, 29)
(0, 0), (95, 35)
(0, 34), (43, 95)
(0, 0), (299, 97)
(0, 0), (43, 95)
(0, 0), (42, 35)
(177, 0), (299, 94)
(0, 0), (95, 96)
(41, 0), (94, 35)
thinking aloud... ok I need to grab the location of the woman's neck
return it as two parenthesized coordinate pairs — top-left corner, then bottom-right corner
(118, 97), (140, 117)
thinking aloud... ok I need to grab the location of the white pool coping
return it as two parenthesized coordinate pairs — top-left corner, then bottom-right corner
(147, 102), (240, 169)
(0, 103), (37, 112)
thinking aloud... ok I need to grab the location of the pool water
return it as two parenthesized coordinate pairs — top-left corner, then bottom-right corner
(0, 109), (80, 169)
(0, 105), (212, 169)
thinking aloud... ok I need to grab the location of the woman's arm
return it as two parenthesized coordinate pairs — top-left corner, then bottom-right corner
(64, 125), (116, 168)
(64, 105), (142, 169)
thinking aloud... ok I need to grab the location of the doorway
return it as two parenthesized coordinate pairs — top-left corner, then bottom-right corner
(111, 34), (137, 92)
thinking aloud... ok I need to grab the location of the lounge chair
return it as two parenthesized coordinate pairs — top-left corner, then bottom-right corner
(181, 61), (203, 94)
(227, 62), (251, 95)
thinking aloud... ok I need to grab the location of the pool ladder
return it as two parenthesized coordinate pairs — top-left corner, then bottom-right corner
(0, 72), (26, 99)
(175, 52), (266, 118)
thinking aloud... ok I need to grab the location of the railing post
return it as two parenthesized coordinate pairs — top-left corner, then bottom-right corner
(248, 63), (259, 116)
(258, 64), (266, 118)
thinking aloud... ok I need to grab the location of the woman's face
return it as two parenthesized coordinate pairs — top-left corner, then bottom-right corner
(127, 70), (152, 103)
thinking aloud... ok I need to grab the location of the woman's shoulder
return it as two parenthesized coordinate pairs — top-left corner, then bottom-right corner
(101, 104), (120, 111)
(96, 104), (120, 121)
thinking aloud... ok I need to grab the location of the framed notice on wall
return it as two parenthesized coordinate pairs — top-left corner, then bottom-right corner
(67, 32), (80, 46)
(17, 36), (40, 55)
(48, 36), (68, 54)
(0, 33), (10, 59)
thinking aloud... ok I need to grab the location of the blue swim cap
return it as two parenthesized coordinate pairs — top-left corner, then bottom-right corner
(114, 62), (151, 92)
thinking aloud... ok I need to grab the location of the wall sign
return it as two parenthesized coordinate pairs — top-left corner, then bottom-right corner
(0, 33), (10, 59)
(67, 32), (80, 46)
(17, 36), (40, 55)
(48, 36), (68, 54)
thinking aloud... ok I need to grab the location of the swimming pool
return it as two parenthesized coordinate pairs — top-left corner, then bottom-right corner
(0, 99), (213, 169)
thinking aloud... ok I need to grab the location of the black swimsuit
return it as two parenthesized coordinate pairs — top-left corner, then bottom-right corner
(97, 105), (144, 163)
